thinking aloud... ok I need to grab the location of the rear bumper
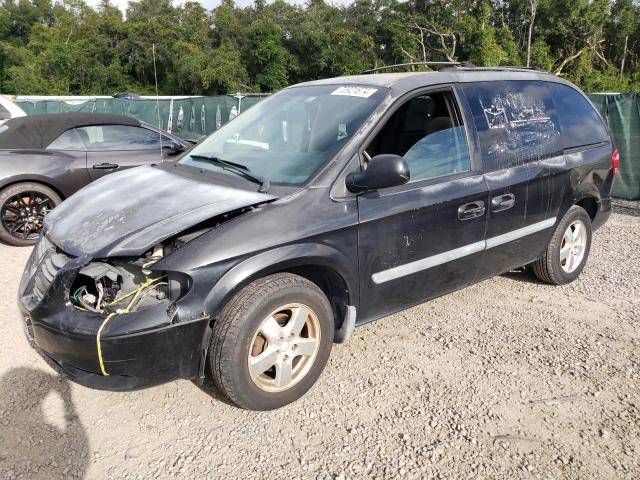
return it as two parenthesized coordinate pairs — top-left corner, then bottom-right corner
(20, 300), (210, 391)
(592, 197), (612, 231)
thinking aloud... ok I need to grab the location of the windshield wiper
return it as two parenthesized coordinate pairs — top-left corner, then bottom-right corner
(189, 154), (270, 193)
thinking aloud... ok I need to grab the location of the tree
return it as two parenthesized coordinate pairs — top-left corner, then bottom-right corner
(526, 0), (539, 67)
(0, 0), (638, 95)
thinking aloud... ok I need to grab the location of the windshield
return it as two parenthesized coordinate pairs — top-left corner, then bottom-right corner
(180, 85), (387, 185)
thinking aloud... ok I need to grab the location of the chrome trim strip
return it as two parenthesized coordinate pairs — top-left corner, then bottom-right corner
(371, 240), (486, 284)
(371, 217), (557, 284)
(485, 217), (556, 249)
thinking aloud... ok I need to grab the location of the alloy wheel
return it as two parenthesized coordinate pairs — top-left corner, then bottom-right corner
(559, 219), (587, 273)
(1, 191), (54, 241)
(248, 303), (321, 393)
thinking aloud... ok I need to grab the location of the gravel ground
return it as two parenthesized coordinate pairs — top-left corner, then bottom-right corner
(1, 211), (639, 480)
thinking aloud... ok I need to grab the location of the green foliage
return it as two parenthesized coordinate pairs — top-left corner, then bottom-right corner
(1, 0), (639, 95)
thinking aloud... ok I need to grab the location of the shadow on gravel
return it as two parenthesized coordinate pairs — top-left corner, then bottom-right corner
(0, 367), (89, 479)
(192, 365), (238, 407)
(501, 266), (547, 285)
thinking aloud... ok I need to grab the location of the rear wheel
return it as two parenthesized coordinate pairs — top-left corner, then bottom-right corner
(531, 205), (592, 285)
(209, 273), (334, 410)
(0, 182), (61, 247)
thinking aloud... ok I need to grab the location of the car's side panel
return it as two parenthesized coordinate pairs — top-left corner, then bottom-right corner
(87, 149), (166, 180)
(356, 174), (488, 322)
(201, 242), (358, 319)
(474, 164), (531, 279)
(561, 145), (613, 221)
(527, 156), (568, 226)
(461, 79), (571, 277)
(155, 185), (361, 319)
(0, 150), (90, 198)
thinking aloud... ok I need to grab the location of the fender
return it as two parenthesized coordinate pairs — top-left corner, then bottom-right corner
(204, 242), (359, 319)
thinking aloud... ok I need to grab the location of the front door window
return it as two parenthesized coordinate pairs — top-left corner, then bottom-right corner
(364, 92), (470, 183)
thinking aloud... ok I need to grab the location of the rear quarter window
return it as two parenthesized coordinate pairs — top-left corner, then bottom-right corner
(551, 83), (610, 150)
(462, 80), (562, 172)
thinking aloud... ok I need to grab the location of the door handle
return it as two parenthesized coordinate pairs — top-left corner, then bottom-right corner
(92, 163), (119, 170)
(458, 201), (486, 221)
(491, 193), (516, 212)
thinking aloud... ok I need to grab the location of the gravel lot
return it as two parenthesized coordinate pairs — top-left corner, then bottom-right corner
(1, 210), (639, 480)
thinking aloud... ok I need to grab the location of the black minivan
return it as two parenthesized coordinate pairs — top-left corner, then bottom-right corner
(19, 68), (616, 410)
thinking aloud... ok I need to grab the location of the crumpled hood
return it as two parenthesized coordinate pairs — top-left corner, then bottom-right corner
(45, 165), (276, 257)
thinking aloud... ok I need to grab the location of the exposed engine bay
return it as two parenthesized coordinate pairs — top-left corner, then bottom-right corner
(66, 206), (258, 317)
(69, 244), (179, 316)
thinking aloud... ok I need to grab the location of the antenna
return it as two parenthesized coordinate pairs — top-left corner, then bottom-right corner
(152, 43), (164, 161)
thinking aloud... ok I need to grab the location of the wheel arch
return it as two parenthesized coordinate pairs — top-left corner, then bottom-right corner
(204, 243), (358, 332)
(0, 176), (66, 201)
(575, 195), (598, 221)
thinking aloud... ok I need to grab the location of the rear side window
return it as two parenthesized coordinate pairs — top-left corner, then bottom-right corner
(462, 81), (562, 171)
(551, 84), (609, 149)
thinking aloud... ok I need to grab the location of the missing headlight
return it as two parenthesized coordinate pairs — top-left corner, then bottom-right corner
(69, 244), (174, 315)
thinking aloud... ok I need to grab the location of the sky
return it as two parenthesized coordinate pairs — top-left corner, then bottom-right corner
(86, 0), (352, 11)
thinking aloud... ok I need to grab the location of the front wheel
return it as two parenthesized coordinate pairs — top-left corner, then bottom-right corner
(208, 273), (334, 410)
(0, 182), (62, 247)
(531, 205), (592, 285)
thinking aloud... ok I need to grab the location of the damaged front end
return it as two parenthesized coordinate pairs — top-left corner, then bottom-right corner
(17, 163), (279, 390)
(18, 236), (210, 391)
(68, 244), (195, 377)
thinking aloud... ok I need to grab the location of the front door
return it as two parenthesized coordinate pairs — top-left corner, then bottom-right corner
(356, 88), (488, 322)
(78, 125), (169, 180)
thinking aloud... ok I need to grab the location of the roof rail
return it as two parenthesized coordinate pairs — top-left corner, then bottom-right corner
(363, 61), (475, 74)
(447, 65), (549, 73)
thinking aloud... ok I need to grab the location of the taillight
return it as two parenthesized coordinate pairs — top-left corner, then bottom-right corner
(612, 148), (619, 176)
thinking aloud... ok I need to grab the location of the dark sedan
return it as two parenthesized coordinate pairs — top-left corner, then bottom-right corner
(0, 113), (190, 246)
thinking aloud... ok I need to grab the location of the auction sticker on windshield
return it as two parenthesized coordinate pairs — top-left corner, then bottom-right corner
(331, 86), (378, 98)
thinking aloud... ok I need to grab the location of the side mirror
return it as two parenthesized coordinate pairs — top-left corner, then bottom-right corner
(164, 141), (185, 155)
(346, 154), (410, 193)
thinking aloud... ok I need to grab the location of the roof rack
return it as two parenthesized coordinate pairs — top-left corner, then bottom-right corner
(363, 61), (475, 74)
(362, 62), (549, 75)
(447, 65), (549, 73)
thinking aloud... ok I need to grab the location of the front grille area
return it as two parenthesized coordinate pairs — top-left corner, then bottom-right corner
(21, 236), (73, 308)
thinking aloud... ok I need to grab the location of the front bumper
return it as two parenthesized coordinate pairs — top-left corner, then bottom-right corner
(18, 238), (211, 391)
(21, 304), (209, 390)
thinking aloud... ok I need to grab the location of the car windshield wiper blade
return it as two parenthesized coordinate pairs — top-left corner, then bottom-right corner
(189, 154), (270, 193)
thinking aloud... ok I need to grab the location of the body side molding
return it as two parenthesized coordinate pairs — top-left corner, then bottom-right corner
(372, 217), (557, 284)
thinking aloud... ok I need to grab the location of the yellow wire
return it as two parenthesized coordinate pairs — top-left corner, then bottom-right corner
(96, 313), (116, 376)
(96, 276), (165, 376)
(108, 276), (164, 305)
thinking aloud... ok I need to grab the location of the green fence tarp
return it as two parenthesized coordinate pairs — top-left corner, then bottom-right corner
(16, 95), (267, 144)
(588, 93), (640, 200)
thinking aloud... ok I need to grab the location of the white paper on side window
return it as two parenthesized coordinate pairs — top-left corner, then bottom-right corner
(330, 86), (378, 98)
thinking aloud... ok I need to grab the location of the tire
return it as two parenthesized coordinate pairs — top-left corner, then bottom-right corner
(209, 273), (334, 410)
(531, 205), (592, 285)
(0, 182), (62, 247)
